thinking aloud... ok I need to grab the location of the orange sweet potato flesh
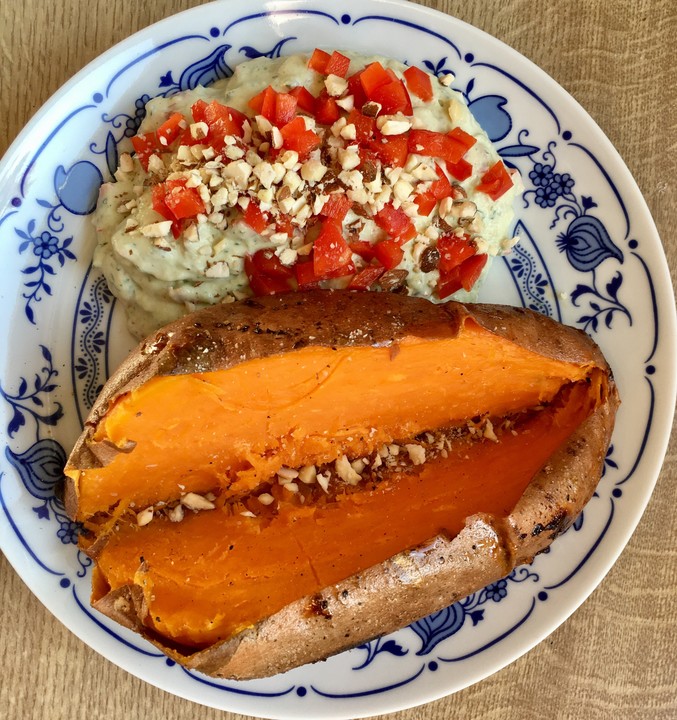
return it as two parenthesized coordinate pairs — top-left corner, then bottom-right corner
(64, 291), (618, 678)
(69, 316), (594, 530)
(93, 380), (600, 649)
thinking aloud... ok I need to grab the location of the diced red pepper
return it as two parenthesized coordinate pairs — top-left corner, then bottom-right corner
(446, 157), (473, 181)
(373, 239), (404, 270)
(347, 109), (375, 143)
(130, 132), (159, 171)
(437, 253), (487, 298)
(348, 266), (386, 290)
(313, 219), (353, 278)
(163, 183), (205, 220)
(408, 129), (466, 164)
(248, 85), (278, 122)
(151, 184), (174, 222)
(347, 70), (367, 109)
(191, 100), (209, 123)
(403, 66), (433, 102)
(414, 164), (453, 215)
(314, 92), (340, 125)
(437, 267), (463, 299)
(448, 127), (477, 155)
(156, 113), (186, 148)
(289, 86), (317, 115)
(360, 62), (392, 97)
(202, 101), (247, 136)
(319, 193), (352, 222)
(476, 160), (513, 200)
(368, 134), (409, 168)
(244, 255), (292, 296)
(280, 117), (322, 160)
(437, 233), (477, 274)
(375, 203), (417, 243)
(349, 240), (377, 262)
(308, 48), (331, 74)
(371, 80), (412, 115)
(414, 194), (437, 216)
(325, 51), (351, 78)
(242, 201), (269, 234)
(458, 252), (488, 291)
(250, 248), (294, 279)
(152, 178), (204, 226)
(295, 260), (322, 289)
(275, 93), (298, 127)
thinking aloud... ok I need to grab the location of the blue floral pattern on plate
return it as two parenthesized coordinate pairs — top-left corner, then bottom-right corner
(0, 1), (673, 717)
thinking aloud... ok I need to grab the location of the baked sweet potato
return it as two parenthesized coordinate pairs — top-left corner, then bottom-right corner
(64, 291), (618, 678)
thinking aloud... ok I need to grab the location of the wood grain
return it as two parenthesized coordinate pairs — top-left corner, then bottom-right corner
(1, 1), (675, 718)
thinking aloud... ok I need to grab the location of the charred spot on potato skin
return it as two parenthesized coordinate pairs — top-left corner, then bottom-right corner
(531, 508), (568, 537)
(307, 594), (333, 619)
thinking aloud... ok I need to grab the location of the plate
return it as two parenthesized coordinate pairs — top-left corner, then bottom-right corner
(0, 1), (675, 717)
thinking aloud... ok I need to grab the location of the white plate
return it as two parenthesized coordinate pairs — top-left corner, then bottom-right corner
(0, 1), (675, 717)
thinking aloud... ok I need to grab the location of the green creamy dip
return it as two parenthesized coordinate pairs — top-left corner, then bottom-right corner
(93, 52), (522, 339)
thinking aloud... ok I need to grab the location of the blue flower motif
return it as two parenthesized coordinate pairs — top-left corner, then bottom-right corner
(550, 172), (574, 196)
(529, 163), (554, 187)
(535, 186), (559, 208)
(485, 579), (508, 602)
(124, 94), (151, 137)
(57, 521), (80, 545)
(33, 231), (60, 259)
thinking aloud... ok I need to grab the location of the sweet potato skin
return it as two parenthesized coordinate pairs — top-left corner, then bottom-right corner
(66, 290), (618, 677)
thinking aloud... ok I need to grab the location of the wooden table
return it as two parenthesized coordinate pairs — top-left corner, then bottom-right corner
(1, 1), (675, 718)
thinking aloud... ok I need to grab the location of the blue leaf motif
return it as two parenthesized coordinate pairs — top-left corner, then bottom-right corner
(54, 161), (103, 215)
(5, 439), (68, 502)
(555, 216), (623, 272)
(239, 37), (295, 60)
(410, 604), (465, 655)
(499, 143), (539, 158)
(177, 44), (233, 91)
(467, 95), (512, 142)
(105, 131), (119, 177)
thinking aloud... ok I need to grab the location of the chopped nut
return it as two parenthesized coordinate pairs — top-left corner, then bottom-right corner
(225, 145), (245, 160)
(136, 506), (154, 527)
(337, 146), (361, 171)
(336, 94), (355, 112)
(377, 117), (412, 136)
(393, 178), (414, 202)
(147, 154), (165, 175)
(405, 443), (426, 465)
(298, 465), (317, 484)
(279, 150), (299, 169)
(317, 472), (330, 493)
(483, 418), (498, 442)
(378, 269), (408, 291)
(205, 261), (230, 278)
(439, 72), (455, 86)
(335, 454), (362, 484)
(140, 221), (173, 238)
(278, 466), (299, 481)
(300, 159), (328, 183)
(190, 121), (209, 140)
(325, 73), (348, 97)
(278, 247), (298, 266)
(340, 123), (357, 141)
(222, 160), (253, 189)
(168, 504), (184, 523)
(258, 493), (275, 506)
(119, 152), (134, 173)
(362, 101), (382, 117)
(181, 492), (216, 511)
